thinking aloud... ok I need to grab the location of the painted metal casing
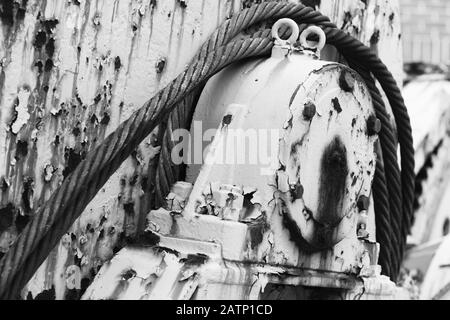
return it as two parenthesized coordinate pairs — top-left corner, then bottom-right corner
(85, 22), (405, 300)
(150, 27), (379, 275)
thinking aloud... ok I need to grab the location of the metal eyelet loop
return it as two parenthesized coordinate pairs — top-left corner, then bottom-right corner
(271, 18), (300, 46)
(299, 26), (326, 55)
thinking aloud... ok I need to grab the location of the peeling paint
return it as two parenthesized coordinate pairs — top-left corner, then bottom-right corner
(10, 87), (31, 135)
(0, 0), (403, 300)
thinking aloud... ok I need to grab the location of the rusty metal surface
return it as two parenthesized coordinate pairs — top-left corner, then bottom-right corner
(0, 0), (402, 299)
(82, 244), (406, 300)
(144, 45), (377, 277)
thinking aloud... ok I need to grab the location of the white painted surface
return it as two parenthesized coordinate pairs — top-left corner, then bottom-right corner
(0, 0), (402, 299)
(156, 44), (378, 276)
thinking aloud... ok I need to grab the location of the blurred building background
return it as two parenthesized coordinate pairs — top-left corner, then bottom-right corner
(400, 0), (450, 64)
(399, 0), (450, 299)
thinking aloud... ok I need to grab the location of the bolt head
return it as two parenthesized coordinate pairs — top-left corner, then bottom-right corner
(303, 102), (316, 120)
(357, 226), (370, 239)
(302, 208), (312, 221)
(339, 70), (355, 92)
(367, 115), (381, 136)
(357, 195), (370, 212)
(290, 183), (304, 201)
(222, 114), (233, 126)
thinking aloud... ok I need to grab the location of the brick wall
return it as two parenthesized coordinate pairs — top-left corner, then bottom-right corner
(399, 0), (450, 64)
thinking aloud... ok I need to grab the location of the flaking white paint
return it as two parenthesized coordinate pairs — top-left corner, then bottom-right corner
(0, 0), (402, 299)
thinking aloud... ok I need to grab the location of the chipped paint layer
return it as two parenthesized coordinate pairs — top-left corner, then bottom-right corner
(0, 0), (402, 299)
(83, 243), (408, 300)
(112, 20), (407, 299)
(10, 87), (31, 134)
(154, 48), (378, 276)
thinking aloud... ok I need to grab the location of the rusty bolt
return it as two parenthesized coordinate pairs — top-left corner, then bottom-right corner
(303, 101), (316, 120)
(357, 224), (370, 240)
(178, 0), (188, 8)
(109, 226), (116, 235)
(290, 182), (304, 201)
(156, 58), (166, 73)
(339, 70), (355, 93)
(222, 114), (233, 126)
(121, 269), (137, 281)
(92, 13), (101, 27)
(357, 195), (370, 212)
(367, 115), (381, 136)
(302, 208), (312, 221)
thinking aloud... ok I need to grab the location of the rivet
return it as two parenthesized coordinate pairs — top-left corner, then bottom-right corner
(303, 101), (316, 120)
(367, 115), (381, 136)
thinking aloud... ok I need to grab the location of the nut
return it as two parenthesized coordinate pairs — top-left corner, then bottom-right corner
(303, 101), (316, 120)
(367, 115), (381, 136)
(357, 195), (370, 212)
